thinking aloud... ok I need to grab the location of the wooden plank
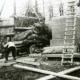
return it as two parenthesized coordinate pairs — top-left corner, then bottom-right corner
(29, 54), (63, 58)
(29, 54), (42, 57)
(0, 61), (16, 67)
(36, 75), (54, 80)
(37, 66), (80, 80)
(29, 53), (80, 58)
(16, 57), (37, 62)
(16, 59), (40, 66)
(0, 57), (13, 62)
(0, 57), (16, 67)
(36, 75), (55, 80)
(13, 64), (80, 80)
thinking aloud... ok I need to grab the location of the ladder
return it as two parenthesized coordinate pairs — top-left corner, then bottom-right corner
(61, 1), (76, 65)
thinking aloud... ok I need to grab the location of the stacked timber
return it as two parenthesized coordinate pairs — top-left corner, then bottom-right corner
(14, 30), (33, 41)
(16, 57), (40, 66)
(13, 64), (80, 80)
(42, 46), (76, 54)
(42, 46), (64, 54)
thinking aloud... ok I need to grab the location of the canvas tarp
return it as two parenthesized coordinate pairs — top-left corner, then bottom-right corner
(14, 30), (34, 41)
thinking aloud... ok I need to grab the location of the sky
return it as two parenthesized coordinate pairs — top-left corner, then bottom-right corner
(0, 0), (78, 18)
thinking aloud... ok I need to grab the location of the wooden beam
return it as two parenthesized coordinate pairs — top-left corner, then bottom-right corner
(0, 62), (16, 67)
(36, 75), (54, 80)
(16, 60), (40, 66)
(13, 64), (80, 80)
(29, 53), (80, 58)
(0, 57), (13, 62)
(16, 57), (37, 62)
(0, 0), (6, 16)
(59, 66), (80, 74)
(37, 66), (80, 80)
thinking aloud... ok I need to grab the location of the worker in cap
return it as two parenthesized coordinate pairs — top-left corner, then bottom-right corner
(4, 40), (16, 63)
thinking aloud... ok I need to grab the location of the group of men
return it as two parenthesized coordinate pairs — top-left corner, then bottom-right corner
(0, 40), (16, 63)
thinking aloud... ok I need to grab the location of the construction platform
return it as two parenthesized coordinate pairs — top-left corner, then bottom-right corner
(29, 53), (80, 58)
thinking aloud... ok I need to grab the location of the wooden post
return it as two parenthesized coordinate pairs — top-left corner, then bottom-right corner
(0, 0), (6, 17)
(43, 0), (45, 17)
(37, 66), (80, 80)
(14, 0), (16, 16)
(13, 64), (80, 80)
(13, 0), (17, 27)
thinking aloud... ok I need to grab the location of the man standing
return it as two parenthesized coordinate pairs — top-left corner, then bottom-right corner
(4, 41), (16, 63)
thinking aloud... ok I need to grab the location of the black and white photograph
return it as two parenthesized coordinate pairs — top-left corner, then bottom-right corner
(0, 0), (80, 80)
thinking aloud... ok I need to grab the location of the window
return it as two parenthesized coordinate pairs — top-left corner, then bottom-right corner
(9, 28), (12, 33)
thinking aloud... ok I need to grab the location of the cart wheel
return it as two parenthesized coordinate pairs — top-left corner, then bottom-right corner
(29, 44), (37, 54)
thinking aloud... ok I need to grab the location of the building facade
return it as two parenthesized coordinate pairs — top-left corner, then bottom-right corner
(0, 25), (15, 41)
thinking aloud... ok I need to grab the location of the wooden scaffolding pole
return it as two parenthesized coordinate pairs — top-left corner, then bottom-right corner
(37, 66), (80, 80)
(13, 64), (80, 80)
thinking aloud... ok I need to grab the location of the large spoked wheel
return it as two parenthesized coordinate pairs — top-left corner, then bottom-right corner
(29, 44), (38, 54)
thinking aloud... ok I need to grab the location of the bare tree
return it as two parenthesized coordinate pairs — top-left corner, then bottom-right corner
(48, 0), (53, 20)
(59, 2), (64, 16)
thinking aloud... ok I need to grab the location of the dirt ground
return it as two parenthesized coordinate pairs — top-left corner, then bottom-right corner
(0, 66), (45, 80)
(0, 58), (78, 80)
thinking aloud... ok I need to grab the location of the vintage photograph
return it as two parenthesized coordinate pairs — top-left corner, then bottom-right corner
(0, 0), (80, 80)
